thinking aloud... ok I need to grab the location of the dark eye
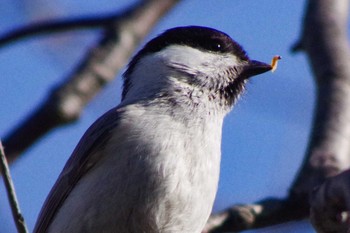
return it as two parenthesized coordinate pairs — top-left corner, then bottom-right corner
(208, 40), (225, 52)
(213, 43), (222, 50)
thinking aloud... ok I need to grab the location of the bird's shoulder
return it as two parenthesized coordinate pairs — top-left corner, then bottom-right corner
(33, 106), (125, 233)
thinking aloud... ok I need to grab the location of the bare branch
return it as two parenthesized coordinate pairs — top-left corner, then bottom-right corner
(0, 15), (113, 48)
(290, 0), (350, 204)
(310, 169), (350, 233)
(0, 141), (28, 233)
(2, 0), (180, 163)
(205, 0), (350, 232)
(203, 198), (306, 233)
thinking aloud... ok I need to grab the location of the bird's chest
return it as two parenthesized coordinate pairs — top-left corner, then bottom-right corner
(119, 114), (223, 232)
(60, 110), (224, 233)
(48, 108), (224, 233)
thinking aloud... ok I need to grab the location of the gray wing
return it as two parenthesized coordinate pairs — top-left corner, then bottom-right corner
(33, 107), (122, 233)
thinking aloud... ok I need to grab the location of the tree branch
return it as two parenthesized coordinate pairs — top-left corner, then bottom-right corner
(0, 15), (113, 48)
(291, 0), (350, 197)
(203, 198), (307, 233)
(310, 169), (350, 233)
(0, 141), (28, 233)
(204, 0), (350, 232)
(2, 0), (180, 163)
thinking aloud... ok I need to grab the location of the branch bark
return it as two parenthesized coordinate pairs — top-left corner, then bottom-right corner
(0, 15), (113, 48)
(0, 141), (28, 233)
(291, 0), (350, 199)
(204, 0), (350, 232)
(310, 169), (350, 232)
(290, 0), (350, 229)
(2, 0), (180, 163)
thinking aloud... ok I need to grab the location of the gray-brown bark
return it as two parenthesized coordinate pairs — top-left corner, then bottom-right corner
(291, 0), (350, 198)
(292, 1), (350, 230)
(0, 142), (28, 233)
(310, 169), (350, 232)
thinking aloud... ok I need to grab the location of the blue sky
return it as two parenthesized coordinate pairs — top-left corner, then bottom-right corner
(0, 0), (316, 232)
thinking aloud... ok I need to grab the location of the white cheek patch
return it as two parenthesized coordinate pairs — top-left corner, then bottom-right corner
(123, 45), (245, 102)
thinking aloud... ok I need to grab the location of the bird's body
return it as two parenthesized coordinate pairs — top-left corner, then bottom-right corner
(34, 26), (272, 233)
(47, 103), (222, 233)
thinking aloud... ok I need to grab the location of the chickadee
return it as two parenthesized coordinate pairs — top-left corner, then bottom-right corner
(34, 26), (272, 233)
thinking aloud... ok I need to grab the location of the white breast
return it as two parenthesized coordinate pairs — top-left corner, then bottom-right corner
(48, 103), (223, 233)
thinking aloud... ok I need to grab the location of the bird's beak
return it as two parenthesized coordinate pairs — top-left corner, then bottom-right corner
(241, 60), (272, 78)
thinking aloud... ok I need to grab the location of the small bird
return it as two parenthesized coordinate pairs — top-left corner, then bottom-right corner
(34, 26), (272, 233)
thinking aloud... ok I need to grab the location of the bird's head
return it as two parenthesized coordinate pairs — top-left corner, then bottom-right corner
(122, 26), (272, 111)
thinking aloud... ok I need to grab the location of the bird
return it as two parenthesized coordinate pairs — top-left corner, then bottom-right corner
(33, 26), (273, 233)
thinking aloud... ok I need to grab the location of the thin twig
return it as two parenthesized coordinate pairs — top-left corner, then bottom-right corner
(0, 141), (28, 233)
(0, 1), (143, 49)
(0, 15), (114, 48)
